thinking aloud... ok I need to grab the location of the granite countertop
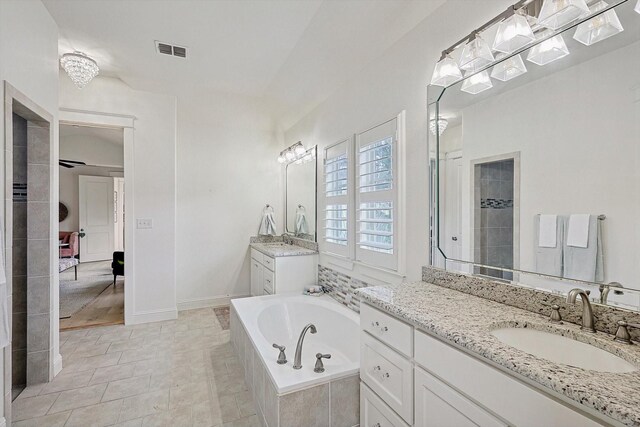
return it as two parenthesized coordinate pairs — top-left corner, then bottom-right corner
(250, 242), (317, 258)
(357, 282), (640, 426)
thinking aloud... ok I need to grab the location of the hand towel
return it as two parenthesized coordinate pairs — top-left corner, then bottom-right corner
(258, 206), (277, 236)
(534, 215), (564, 277)
(567, 214), (590, 248)
(563, 215), (604, 282)
(538, 214), (558, 248)
(294, 205), (309, 236)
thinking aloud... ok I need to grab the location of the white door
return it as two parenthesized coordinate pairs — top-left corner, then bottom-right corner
(444, 156), (463, 272)
(250, 259), (263, 297)
(79, 175), (115, 262)
(113, 177), (125, 252)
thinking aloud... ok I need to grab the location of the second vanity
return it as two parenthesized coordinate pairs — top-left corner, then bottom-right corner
(250, 242), (317, 296)
(357, 282), (640, 427)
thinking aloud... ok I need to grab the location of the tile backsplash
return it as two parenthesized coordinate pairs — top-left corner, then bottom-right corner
(318, 265), (373, 313)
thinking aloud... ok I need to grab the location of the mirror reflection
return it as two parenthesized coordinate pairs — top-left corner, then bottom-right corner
(432, 0), (640, 308)
(286, 147), (317, 240)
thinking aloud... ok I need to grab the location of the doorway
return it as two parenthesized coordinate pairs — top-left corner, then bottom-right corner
(4, 83), (55, 402)
(58, 124), (125, 330)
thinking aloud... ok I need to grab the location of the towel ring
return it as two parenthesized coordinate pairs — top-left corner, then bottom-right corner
(263, 204), (274, 214)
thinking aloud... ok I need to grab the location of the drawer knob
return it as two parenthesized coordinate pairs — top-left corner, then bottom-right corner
(379, 325), (388, 333)
(371, 321), (379, 327)
(373, 424), (381, 427)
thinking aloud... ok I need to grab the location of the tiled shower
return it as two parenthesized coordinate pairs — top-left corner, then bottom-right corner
(473, 158), (514, 280)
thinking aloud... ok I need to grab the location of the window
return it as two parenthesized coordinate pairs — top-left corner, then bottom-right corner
(322, 139), (351, 256)
(319, 112), (404, 272)
(356, 118), (398, 270)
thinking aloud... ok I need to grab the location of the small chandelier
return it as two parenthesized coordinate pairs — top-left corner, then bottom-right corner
(429, 118), (448, 136)
(60, 51), (99, 89)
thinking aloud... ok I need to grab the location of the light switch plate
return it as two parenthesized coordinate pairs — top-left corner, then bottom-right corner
(136, 218), (153, 229)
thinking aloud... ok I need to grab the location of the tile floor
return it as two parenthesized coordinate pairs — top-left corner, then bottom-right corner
(13, 307), (259, 427)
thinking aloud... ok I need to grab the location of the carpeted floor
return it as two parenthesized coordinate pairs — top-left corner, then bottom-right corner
(214, 306), (230, 330)
(59, 260), (122, 319)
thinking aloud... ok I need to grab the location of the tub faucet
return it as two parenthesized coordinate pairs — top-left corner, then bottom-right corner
(566, 288), (596, 332)
(293, 323), (317, 369)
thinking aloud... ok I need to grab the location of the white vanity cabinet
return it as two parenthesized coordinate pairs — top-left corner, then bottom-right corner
(360, 302), (605, 427)
(250, 248), (317, 296)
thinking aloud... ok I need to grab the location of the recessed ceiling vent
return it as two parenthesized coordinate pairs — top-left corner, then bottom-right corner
(155, 41), (187, 59)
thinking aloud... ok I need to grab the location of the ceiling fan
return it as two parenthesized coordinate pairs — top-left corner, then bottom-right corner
(59, 159), (87, 169)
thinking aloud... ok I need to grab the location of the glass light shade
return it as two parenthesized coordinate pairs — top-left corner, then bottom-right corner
(573, 1), (623, 46)
(277, 155), (286, 163)
(491, 54), (527, 81)
(492, 14), (536, 53)
(430, 55), (462, 87)
(459, 37), (495, 72)
(60, 51), (99, 89)
(461, 71), (493, 95)
(294, 143), (306, 155)
(537, 0), (590, 30)
(636, 0), (640, 14)
(526, 34), (570, 66)
(285, 150), (295, 161)
(429, 119), (448, 136)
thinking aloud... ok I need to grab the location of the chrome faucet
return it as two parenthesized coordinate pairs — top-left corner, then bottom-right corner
(293, 323), (317, 369)
(566, 288), (596, 332)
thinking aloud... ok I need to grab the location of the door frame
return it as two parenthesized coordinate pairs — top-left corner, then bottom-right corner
(59, 109), (136, 325)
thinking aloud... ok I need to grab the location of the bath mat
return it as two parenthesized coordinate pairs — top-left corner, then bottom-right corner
(214, 306), (230, 330)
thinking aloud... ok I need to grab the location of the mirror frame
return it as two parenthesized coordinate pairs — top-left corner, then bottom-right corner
(285, 146), (318, 241)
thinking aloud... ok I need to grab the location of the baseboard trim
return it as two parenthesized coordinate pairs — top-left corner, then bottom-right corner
(130, 308), (178, 325)
(177, 295), (250, 311)
(53, 353), (63, 377)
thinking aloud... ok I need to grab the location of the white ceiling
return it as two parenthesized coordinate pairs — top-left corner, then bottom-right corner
(44, 0), (444, 128)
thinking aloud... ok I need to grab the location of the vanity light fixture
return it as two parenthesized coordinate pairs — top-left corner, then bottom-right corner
(573, 1), (624, 46)
(537, 0), (590, 30)
(635, 0), (640, 14)
(430, 54), (463, 87)
(459, 35), (495, 72)
(429, 118), (449, 136)
(526, 33), (570, 65)
(60, 51), (99, 89)
(491, 54), (527, 81)
(492, 9), (536, 53)
(278, 141), (310, 164)
(461, 70), (493, 95)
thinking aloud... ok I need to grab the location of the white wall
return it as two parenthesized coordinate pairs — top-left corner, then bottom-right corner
(175, 92), (282, 308)
(59, 132), (124, 168)
(59, 75), (178, 323)
(283, 0), (513, 283)
(0, 0), (60, 420)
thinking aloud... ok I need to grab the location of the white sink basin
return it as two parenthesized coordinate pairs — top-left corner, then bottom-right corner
(491, 327), (637, 373)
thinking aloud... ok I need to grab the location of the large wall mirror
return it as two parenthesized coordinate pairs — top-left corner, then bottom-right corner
(285, 146), (317, 241)
(430, 0), (640, 310)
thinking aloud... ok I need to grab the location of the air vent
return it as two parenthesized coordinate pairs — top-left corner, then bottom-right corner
(155, 41), (188, 59)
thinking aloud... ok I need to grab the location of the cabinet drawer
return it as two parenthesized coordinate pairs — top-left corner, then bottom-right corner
(262, 255), (275, 271)
(360, 382), (409, 427)
(414, 330), (603, 427)
(361, 303), (412, 357)
(263, 268), (274, 294)
(415, 366), (507, 427)
(250, 249), (263, 264)
(361, 332), (413, 424)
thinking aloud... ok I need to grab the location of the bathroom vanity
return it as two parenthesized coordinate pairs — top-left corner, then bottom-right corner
(357, 281), (640, 427)
(250, 243), (318, 296)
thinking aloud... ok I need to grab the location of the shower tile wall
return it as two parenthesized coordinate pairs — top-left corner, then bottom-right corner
(12, 113), (28, 398)
(473, 159), (514, 280)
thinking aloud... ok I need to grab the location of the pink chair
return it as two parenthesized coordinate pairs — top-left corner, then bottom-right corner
(59, 231), (79, 258)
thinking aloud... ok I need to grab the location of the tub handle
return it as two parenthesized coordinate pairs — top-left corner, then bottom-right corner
(272, 343), (287, 365)
(314, 353), (331, 373)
